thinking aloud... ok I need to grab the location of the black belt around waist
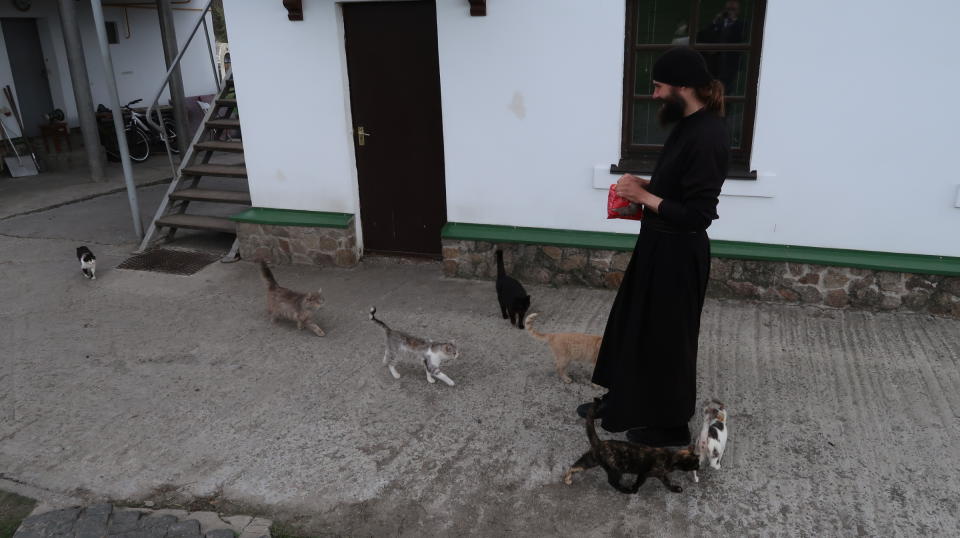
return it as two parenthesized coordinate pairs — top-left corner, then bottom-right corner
(641, 219), (702, 235)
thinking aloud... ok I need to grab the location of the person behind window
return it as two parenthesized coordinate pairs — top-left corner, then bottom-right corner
(697, 0), (745, 93)
(671, 18), (690, 46)
(577, 47), (729, 448)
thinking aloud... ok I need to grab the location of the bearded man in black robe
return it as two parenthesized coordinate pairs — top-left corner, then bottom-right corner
(578, 47), (729, 447)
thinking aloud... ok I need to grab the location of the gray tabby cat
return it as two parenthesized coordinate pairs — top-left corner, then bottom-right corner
(369, 307), (460, 386)
(259, 261), (325, 336)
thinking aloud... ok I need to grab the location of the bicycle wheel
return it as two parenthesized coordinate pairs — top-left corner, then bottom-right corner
(125, 128), (150, 162)
(162, 119), (180, 154)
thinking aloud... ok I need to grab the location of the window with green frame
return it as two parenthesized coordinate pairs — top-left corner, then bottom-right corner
(618, 0), (767, 178)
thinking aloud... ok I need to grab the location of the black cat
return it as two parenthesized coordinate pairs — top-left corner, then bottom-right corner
(563, 398), (700, 494)
(495, 249), (530, 329)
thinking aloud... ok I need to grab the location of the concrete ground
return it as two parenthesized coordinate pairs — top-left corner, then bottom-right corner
(0, 155), (173, 221)
(1, 183), (959, 536)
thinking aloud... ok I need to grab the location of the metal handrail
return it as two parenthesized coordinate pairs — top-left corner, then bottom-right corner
(144, 0), (219, 178)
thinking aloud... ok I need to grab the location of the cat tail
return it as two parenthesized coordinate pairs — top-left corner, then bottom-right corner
(524, 313), (548, 341)
(704, 398), (725, 411)
(259, 261), (278, 290)
(496, 249), (505, 278)
(369, 307), (389, 331)
(586, 397), (602, 451)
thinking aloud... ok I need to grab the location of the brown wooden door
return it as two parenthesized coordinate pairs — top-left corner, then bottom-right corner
(343, 1), (447, 257)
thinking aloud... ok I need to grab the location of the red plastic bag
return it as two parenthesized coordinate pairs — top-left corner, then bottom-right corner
(607, 184), (643, 220)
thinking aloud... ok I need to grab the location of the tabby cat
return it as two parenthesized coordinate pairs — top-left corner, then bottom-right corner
(259, 261), (325, 336)
(563, 398), (700, 494)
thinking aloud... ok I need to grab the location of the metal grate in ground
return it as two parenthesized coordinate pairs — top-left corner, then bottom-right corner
(117, 247), (224, 276)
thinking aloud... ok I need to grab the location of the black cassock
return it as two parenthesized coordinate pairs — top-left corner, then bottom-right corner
(593, 108), (729, 430)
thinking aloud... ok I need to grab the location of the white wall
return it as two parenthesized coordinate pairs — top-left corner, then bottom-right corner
(439, 0), (960, 258)
(220, 0), (626, 234)
(710, 0), (960, 257)
(221, 0), (358, 216)
(0, 0), (217, 138)
(222, 0), (960, 258)
(436, 0), (626, 231)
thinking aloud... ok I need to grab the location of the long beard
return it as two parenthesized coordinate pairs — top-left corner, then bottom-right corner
(657, 97), (686, 127)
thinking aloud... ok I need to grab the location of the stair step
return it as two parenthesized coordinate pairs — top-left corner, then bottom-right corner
(216, 98), (237, 107)
(169, 188), (251, 204)
(195, 140), (244, 153)
(206, 118), (241, 129)
(181, 164), (247, 178)
(155, 214), (236, 234)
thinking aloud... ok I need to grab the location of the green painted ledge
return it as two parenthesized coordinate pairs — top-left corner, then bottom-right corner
(441, 222), (960, 277)
(230, 208), (353, 228)
(443, 222), (634, 251)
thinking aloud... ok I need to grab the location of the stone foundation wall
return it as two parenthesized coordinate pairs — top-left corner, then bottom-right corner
(442, 240), (960, 318)
(238, 222), (358, 267)
(442, 240), (630, 289)
(709, 259), (960, 317)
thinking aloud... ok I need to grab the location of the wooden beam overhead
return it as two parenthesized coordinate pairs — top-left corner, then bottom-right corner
(282, 0), (303, 21)
(468, 0), (486, 16)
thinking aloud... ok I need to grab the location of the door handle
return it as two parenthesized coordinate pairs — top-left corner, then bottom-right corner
(356, 126), (371, 146)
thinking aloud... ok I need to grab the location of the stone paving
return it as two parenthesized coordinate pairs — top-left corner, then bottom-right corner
(13, 504), (271, 538)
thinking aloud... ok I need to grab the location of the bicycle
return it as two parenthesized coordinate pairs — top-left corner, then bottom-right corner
(100, 99), (179, 163)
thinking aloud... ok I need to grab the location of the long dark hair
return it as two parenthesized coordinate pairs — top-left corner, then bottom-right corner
(696, 79), (725, 116)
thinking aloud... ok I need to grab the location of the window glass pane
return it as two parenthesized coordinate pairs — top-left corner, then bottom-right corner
(725, 101), (744, 148)
(695, 0), (753, 44)
(635, 0), (694, 45)
(701, 51), (748, 96)
(631, 101), (672, 145)
(631, 100), (745, 149)
(634, 52), (656, 95)
(106, 22), (119, 44)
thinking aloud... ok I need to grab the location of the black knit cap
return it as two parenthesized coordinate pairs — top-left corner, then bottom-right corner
(651, 47), (713, 87)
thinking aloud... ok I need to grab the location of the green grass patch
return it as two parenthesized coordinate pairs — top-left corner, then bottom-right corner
(0, 490), (37, 538)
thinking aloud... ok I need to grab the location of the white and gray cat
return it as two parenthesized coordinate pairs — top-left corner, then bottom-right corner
(693, 399), (728, 483)
(369, 307), (460, 386)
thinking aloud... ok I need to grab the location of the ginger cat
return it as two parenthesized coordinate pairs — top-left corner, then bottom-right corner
(525, 313), (602, 383)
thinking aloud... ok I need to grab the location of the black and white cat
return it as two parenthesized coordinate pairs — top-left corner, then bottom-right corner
(76, 246), (96, 279)
(495, 249), (530, 329)
(370, 307), (460, 386)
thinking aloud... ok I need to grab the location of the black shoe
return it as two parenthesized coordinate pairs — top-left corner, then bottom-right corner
(576, 396), (609, 419)
(626, 425), (691, 447)
(599, 416), (638, 434)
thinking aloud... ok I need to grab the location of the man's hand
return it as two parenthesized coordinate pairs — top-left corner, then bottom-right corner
(615, 174), (651, 204)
